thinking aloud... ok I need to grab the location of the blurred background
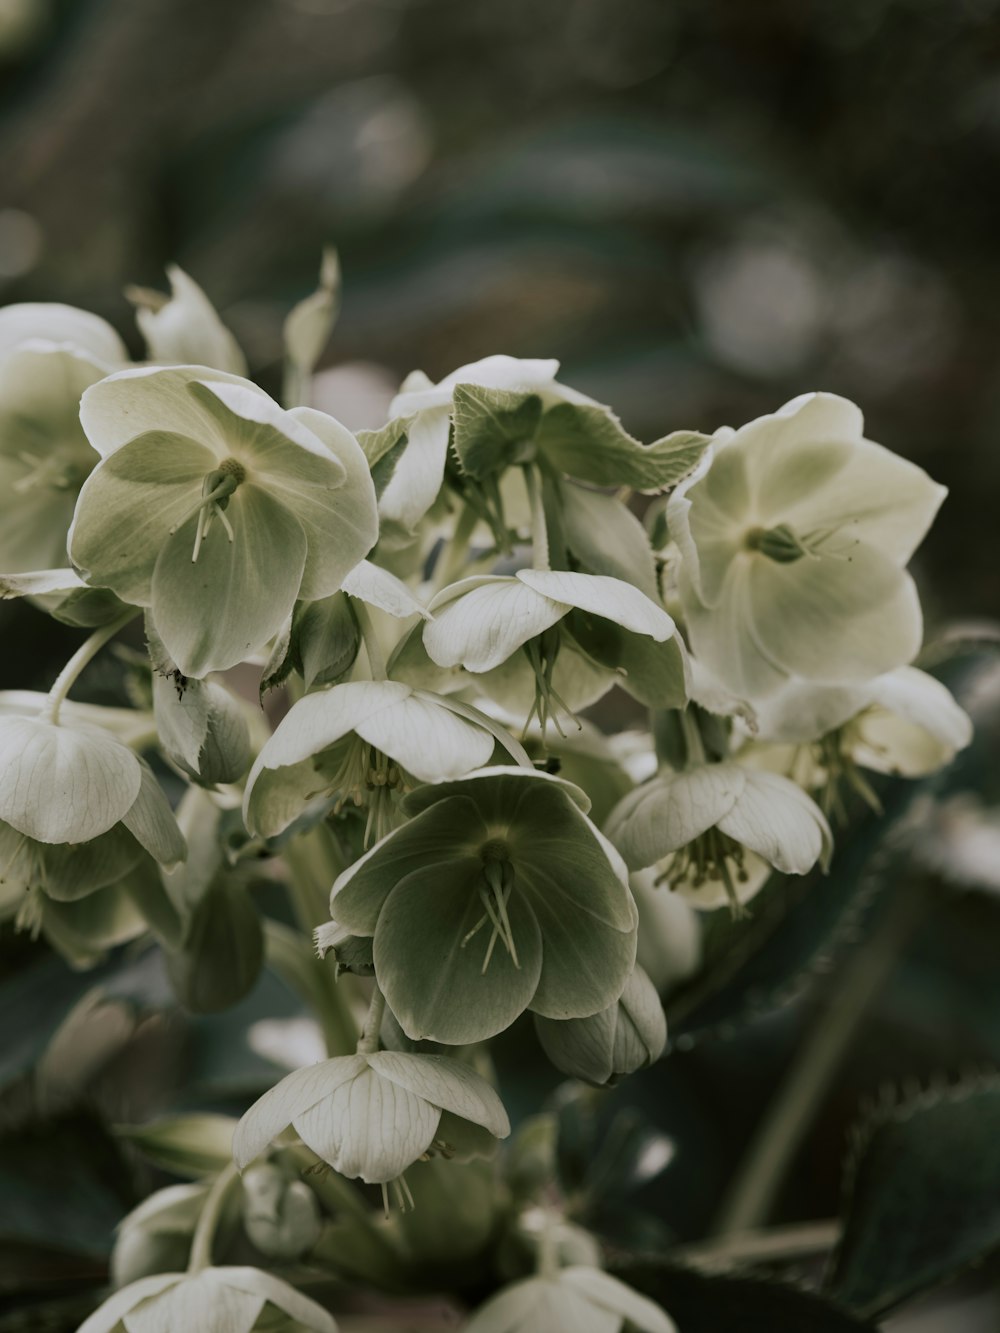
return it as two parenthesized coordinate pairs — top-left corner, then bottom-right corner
(2, 2), (1000, 1329)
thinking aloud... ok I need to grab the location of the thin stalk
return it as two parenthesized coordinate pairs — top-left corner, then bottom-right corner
(710, 881), (928, 1236)
(188, 1161), (239, 1271)
(523, 464), (549, 571)
(353, 601), (387, 681)
(356, 983), (386, 1054)
(42, 609), (138, 725)
(264, 920), (357, 1057)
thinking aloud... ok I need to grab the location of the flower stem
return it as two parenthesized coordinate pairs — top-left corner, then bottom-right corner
(523, 464), (550, 572)
(353, 601), (387, 681)
(356, 983), (386, 1054)
(264, 920), (358, 1057)
(187, 1161), (239, 1272)
(43, 609), (138, 726)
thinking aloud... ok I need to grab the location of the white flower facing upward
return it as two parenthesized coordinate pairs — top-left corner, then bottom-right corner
(667, 392), (946, 700)
(606, 760), (832, 913)
(464, 1265), (675, 1333)
(233, 1050), (510, 1211)
(76, 1265), (337, 1333)
(380, 355), (596, 532)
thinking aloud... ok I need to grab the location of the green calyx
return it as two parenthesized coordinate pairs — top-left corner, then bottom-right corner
(168, 458), (246, 564)
(744, 522), (809, 564)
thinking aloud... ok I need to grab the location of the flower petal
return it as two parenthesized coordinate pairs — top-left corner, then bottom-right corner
(718, 768), (831, 874)
(0, 717), (142, 843)
(606, 766), (745, 871)
(854, 666), (972, 776)
(0, 302), (126, 366)
(561, 1268), (676, 1333)
(378, 404), (452, 531)
(76, 1275), (182, 1333)
(423, 578), (567, 673)
(219, 1268), (338, 1333)
(374, 857), (543, 1043)
(517, 570), (674, 642)
(560, 483), (660, 600)
(465, 1277), (618, 1333)
(367, 1051), (510, 1138)
(124, 1269), (262, 1333)
(150, 487), (307, 677)
(355, 694), (494, 784)
(341, 558), (428, 619)
(233, 1055), (367, 1169)
(134, 265), (247, 375)
(121, 761), (186, 867)
(294, 1062), (440, 1183)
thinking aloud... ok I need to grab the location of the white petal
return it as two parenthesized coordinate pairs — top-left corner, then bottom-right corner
(0, 717), (141, 844)
(517, 570), (674, 642)
(120, 762), (186, 867)
(342, 559), (428, 619)
(354, 693), (494, 782)
(562, 1267), (677, 1333)
(0, 302), (127, 366)
(681, 561), (789, 701)
(865, 666), (973, 754)
(0, 568), (87, 599)
(79, 364), (261, 459)
(390, 355), (561, 416)
(753, 679), (868, 745)
(606, 765), (745, 872)
(293, 1062), (440, 1183)
(134, 266), (247, 375)
(124, 1270), (261, 1333)
(378, 404), (451, 531)
(219, 1268), (338, 1333)
(560, 483), (660, 599)
(465, 1277), (618, 1333)
(232, 1056), (367, 1169)
(423, 578), (567, 672)
(367, 1051), (510, 1137)
(719, 768), (831, 874)
(76, 1275), (182, 1333)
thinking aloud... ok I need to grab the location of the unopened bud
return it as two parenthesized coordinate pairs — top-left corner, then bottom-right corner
(242, 1161), (322, 1260)
(534, 965), (666, 1086)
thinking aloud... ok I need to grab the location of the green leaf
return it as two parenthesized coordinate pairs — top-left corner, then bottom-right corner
(356, 420), (408, 499)
(451, 384), (543, 479)
(613, 1262), (877, 1332)
(293, 592), (360, 690)
(827, 1077), (1000, 1318)
(536, 403), (710, 490)
(152, 674), (251, 785)
(116, 1114), (237, 1177)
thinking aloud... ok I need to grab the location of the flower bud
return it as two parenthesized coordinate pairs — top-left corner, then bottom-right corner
(241, 1162), (322, 1261)
(534, 965), (666, 1087)
(111, 1183), (207, 1288)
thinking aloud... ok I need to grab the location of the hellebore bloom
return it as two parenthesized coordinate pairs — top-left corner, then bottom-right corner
(329, 768), (638, 1043)
(667, 393), (946, 699)
(380, 355), (596, 532)
(0, 709), (185, 903)
(0, 302), (127, 573)
(233, 1051), (510, 1197)
(464, 1266), (675, 1333)
(423, 570), (677, 731)
(69, 366), (378, 677)
(128, 264), (247, 374)
(77, 1265), (337, 1333)
(243, 680), (497, 845)
(606, 761), (831, 913)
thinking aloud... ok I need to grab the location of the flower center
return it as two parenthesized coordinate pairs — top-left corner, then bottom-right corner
(744, 523), (808, 563)
(168, 458), (246, 563)
(655, 826), (750, 917)
(312, 736), (410, 847)
(461, 848), (519, 974)
(523, 626), (580, 740)
(815, 728), (882, 823)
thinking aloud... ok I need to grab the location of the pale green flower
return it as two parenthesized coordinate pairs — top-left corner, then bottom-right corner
(465, 1266), (675, 1333)
(606, 760), (831, 913)
(667, 392), (946, 699)
(77, 1265), (337, 1333)
(233, 1050), (509, 1190)
(0, 302), (127, 572)
(128, 265), (247, 374)
(69, 366), (378, 676)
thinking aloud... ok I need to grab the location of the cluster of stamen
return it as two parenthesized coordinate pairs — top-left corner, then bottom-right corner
(656, 826), (750, 917)
(815, 728), (882, 823)
(169, 458), (246, 563)
(461, 842), (519, 974)
(312, 738), (410, 847)
(523, 627), (580, 740)
(745, 522), (859, 565)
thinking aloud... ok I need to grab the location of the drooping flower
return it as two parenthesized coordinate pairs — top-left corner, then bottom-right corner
(69, 366), (378, 676)
(422, 570), (678, 731)
(233, 1050), (510, 1201)
(464, 1266), (675, 1333)
(606, 760), (831, 913)
(77, 1265), (337, 1333)
(667, 392), (947, 700)
(243, 680), (498, 846)
(328, 768), (638, 1043)
(0, 302), (127, 572)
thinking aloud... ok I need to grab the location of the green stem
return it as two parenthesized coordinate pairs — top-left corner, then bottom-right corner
(536, 1215), (560, 1280)
(188, 1161), (239, 1272)
(353, 601), (387, 681)
(710, 882), (927, 1236)
(523, 465), (549, 572)
(42, 609), (138, 725)
(264, 920), (358, 1057)
(356, 983), (386, 1054)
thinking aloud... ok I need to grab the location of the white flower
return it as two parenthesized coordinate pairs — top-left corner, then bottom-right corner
(381, 355), (595, 531)
(668, 393), (946, 699)
(77, 1265), (337, 1333)
(233, 1050), (510, 1190)
(465, 1266), (675, 1333)
(128, 265), (247, 374)
(606, 760), (832, 913)
(752, 665), (972, 778)
(242, 679), (497, 843)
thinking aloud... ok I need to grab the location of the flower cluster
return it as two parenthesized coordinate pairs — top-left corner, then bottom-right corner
(0, 264), (967, 1333)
